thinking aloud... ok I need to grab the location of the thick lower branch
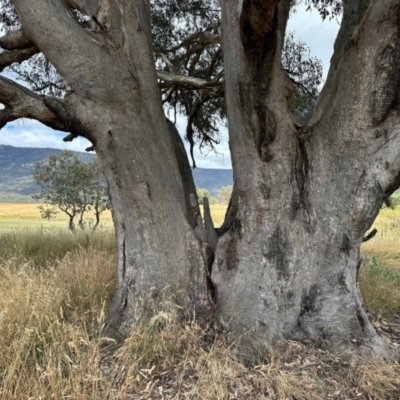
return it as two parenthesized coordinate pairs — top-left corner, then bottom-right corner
(0, 47), (39, 72)
(0, 76), (67, 131)
(0, 28), (33, 50)
(0, 108), (11, 130)
(157, 70), (223, 90)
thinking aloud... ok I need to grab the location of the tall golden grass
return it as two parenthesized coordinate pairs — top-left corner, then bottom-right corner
(0, 236), (115, 399)
(360, 207), (400, 316)
(0, 207), (399, 398)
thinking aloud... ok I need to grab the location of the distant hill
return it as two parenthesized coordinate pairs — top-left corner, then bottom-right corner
(192, 168), (233, 195)
(0, 145), (92, 200)
(0, 145), (232, 200)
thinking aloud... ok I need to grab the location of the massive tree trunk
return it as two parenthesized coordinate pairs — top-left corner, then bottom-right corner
(8, 0), (213, 330)
(3, 0), (400, 357)
(213, 0), (400, 356)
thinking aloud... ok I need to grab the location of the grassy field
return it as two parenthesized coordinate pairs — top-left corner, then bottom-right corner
(0, 203), (225, 229)
(360, 207), (400, 316)
(0, 202), (399, 315)
(206, 203), (228, 227)
(0, 205), (400, 398)
(0, 203), (113, 230)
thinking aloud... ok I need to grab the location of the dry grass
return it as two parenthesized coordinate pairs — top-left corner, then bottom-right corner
(361, 208), (400, 270)
(1, 246), (399, 400)
(0, 207), (399, 398)
(208, 204), (228, 227)
(101, 304), (400, 400)
(0, 237), (116, 399)
(0, 229), (115, 268)
(360, 207), (400, 316)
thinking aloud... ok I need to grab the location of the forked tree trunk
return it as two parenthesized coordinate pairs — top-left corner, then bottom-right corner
(213, 0), (400, 356)
(9, 0), (400, 357)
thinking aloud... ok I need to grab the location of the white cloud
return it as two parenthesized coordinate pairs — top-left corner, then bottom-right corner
(287, 4), (341, 80)
(1, 119), (91, 152)
(173, 115), (232, 169)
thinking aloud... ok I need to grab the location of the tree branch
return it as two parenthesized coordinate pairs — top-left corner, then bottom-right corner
(308, 0), (372, 127)
(0, 108), (12, 130)
(0, 75), (67, 131)
(301, 1), (400, 216)
(63, 133), (78, 142)
(186, 86), (224, 168)
(362, 228), (377, 243)
(0, 47), (39, 72)
(0, 28), (33, 50)
(157, 30), (221, 77)
(285, 71), (317, 100)
(155, 52), (178, 73)
(33, 81), (65, 92)
(10, 0), (113, 99)
(157, 70), (222, 90)
(163, 31), (220, 54)
(207, 47), (222, 78)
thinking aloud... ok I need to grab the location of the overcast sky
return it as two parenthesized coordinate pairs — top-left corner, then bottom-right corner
(0, 4), (341, 169)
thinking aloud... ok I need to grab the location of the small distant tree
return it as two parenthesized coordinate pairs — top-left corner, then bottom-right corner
(32, 150), (110, 230)
(196, 188), (211, 205)
(33, 150), (87, 230)
(217, 185), (233, 205)
(87, 157), (111, 230)
(38, 205), (58, 221)
(383, 191), (400, 209)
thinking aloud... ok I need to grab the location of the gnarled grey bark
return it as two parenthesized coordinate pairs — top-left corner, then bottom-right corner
(213, 0), (400, 357)
(0, 76), (66, 130)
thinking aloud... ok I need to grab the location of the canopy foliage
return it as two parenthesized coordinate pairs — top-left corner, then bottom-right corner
(0, 0), (337, 165)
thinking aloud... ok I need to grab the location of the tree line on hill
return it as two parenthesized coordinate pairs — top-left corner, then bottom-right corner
(197, 186), (232, 205)
(0, 144), (233, 200)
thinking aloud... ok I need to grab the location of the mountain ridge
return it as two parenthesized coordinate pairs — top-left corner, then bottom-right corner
(0, 145), (233, 200)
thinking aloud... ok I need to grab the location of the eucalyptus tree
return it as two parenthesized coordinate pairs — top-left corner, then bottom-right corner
(196, 188), (211, 205)
(33, 150), (110, 230)
(33, 150), (91, 230)
(1, 0), (399, 358)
